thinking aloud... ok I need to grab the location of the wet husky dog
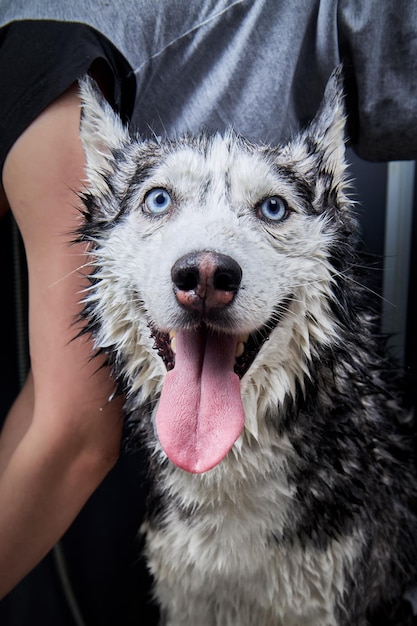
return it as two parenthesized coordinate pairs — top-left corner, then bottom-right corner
(78, 69), (417, 625)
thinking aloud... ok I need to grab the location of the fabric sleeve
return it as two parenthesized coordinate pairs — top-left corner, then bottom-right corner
(338, 0), (417, 161)
(0, 20), (136, 180)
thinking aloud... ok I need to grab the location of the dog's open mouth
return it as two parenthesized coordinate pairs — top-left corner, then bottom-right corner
(149, 307), (287, 475)
(150, 315), (280, 379)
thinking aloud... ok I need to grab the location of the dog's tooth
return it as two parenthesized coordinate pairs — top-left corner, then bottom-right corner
(235, 342), (245, 358)
(170, 335), (177, 354)
(235, 334), (249, 358)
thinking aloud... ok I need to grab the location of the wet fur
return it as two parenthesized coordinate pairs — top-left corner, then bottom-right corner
(78, 69), (417, 625)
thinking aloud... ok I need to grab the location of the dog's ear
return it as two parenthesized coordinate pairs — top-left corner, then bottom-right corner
(281, 66), (348, 207)
(306, 65), (346, 182)
(79, 75), (130, 191)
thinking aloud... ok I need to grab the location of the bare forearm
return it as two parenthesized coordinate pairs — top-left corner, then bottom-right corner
(0, 415), (120, 599)
(0, 82), (124, 599)
(0, 373), (34, 475)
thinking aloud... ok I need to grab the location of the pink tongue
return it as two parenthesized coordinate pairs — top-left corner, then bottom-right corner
(155, 328), (245, 473)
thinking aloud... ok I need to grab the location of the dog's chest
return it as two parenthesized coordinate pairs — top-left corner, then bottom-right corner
(142, 442), (355, 626)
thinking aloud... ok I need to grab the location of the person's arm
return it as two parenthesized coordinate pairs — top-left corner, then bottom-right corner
(0, 83), (123, 599)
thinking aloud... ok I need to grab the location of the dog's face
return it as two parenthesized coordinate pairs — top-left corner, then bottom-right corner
(79, 68), (355, 473)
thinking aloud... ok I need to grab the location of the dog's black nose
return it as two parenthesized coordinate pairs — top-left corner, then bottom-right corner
(171, 251), (242, 312)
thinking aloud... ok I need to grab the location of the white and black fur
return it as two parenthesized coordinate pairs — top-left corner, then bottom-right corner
(77, 68), (417, 625)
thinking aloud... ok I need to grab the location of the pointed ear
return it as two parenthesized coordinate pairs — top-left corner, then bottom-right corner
(79, 75), (130, 189)
(306, 65), (346, 179)
(279, 66), (348, 209)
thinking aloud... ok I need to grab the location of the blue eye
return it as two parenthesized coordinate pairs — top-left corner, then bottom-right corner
(258, 196), (288, 222)
(144, 188), (172, 215)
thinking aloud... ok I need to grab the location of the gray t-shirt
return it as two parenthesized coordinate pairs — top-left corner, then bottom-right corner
(1, 0), (417, 160)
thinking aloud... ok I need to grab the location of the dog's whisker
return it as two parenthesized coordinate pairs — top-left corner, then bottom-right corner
(330, 267), (394, 307)
(47, 262), (96, 289)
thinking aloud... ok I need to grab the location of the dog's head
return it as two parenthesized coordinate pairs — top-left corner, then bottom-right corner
(79, 67), (356, 473)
